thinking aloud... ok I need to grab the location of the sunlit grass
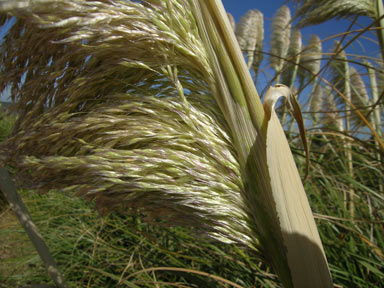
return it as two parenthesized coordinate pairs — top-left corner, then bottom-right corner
(0, 189), (275, 288)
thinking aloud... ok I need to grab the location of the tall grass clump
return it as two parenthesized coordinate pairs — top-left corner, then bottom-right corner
(0, 103), (16, 210)
(1, 189), (273, 287)
(0, 0), (333, 287)
(2, 0), (384, 287)
(269, 5), (291, 84)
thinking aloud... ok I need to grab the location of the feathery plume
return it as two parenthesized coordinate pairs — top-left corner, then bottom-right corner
(289, 0), (384, 61)
(235, 10), (257, 51)
(251, 10), (264, 77)
(227, 12), (235, 31)
(290, 0), (376, 27)
(299, 34), (322, 83)
(290, 29), (303, 59)
(350, 67), (370, 107)
(235, 9), (263, 69)
(310, 83), (323, 122)
(0, 0), (213, 127)
(350, 66), (370, 124)
(0, 0), (249, 246)
(323, 86), (343, 131)
(282, 29), (302, 87)
(329, 40), (350, 104)
(269, 5), (291, 76)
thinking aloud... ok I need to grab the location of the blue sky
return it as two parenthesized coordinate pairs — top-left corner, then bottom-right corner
(222, 0), (374, 42)
(222, 0), (377, 93)
(223, 0), (293, 23)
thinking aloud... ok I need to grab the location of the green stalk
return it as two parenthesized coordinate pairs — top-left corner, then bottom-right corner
(343, 61), (355, 218)
(365, 63), (383, 138)
(0, 168), (67, 288)
(199, 1), (265, 132)
(366, 63), (383, 193)
(331, 44), (354, 217)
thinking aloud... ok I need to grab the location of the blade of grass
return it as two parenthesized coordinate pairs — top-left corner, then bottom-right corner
(0, 167), (68, 288)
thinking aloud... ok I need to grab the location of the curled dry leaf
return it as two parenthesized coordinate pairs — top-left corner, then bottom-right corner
(263, 84), (310, 179)
(263, 84), (333, 288)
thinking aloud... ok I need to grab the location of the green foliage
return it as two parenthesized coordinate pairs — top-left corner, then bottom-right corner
(0, 1), (383, 287)
(303, 137), (384, 287)
(0, 189), (276, 288)
(0, 104), (15, 142)
(2, 164), (383, 287)
(0, 105), (16, 210)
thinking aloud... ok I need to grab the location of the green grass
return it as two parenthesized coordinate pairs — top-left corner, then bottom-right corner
(302, 134), (384, 288)
(0, 108), (383, 287)
(0, 104), (16, 143)
(0, 105), (16, 210)
(0, 189), (276, 288)
(0, 168), (383, 288)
